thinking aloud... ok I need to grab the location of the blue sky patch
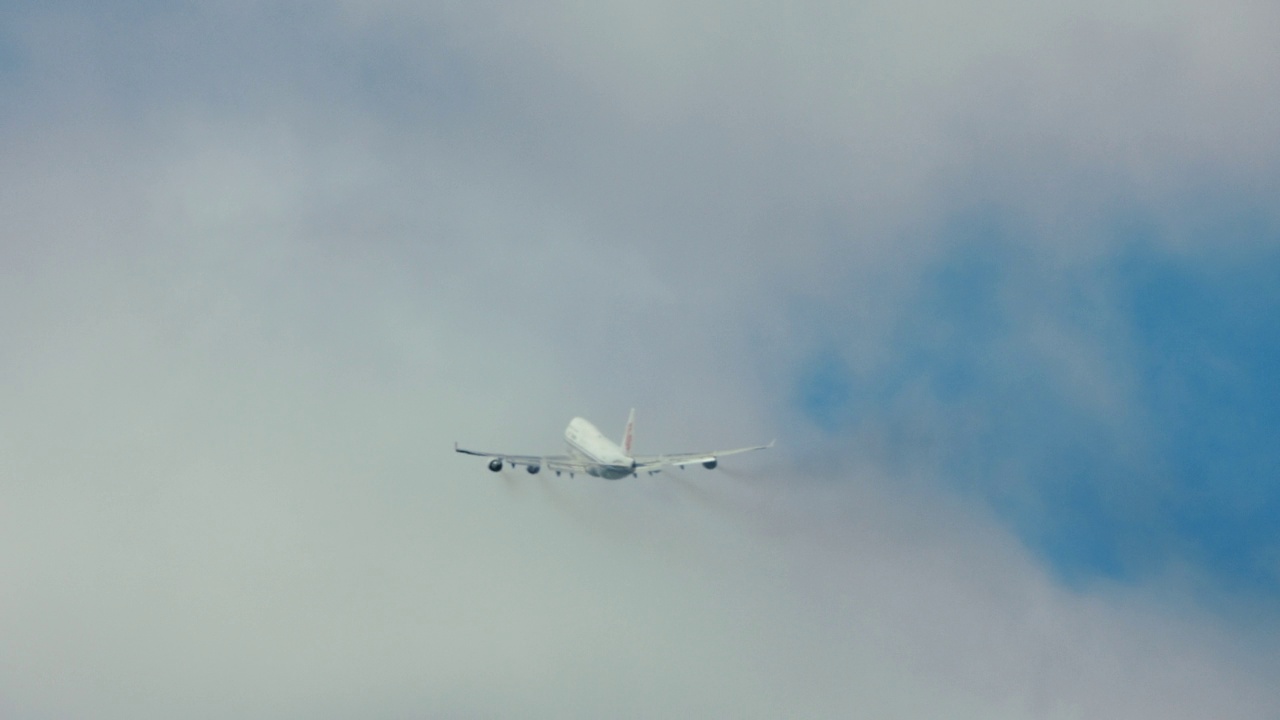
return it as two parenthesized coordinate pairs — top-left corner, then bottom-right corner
(1117, 240), (1280, 593)
(795, 348), (856, 433)
(793, 202), (1280, 600)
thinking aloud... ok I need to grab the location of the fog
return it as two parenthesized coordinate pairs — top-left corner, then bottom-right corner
(2, 2), (1278, 717)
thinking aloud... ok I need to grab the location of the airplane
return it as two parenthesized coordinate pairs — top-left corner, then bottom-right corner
(455, 409), (773, 480)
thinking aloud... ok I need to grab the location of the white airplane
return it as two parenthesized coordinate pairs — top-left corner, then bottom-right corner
(455, 409), (773, 480)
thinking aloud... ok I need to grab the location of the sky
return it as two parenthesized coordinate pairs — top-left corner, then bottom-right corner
(2, 1), (1279, 718)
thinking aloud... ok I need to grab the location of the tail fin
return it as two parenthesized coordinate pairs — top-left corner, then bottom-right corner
(622, 408), (635, 455)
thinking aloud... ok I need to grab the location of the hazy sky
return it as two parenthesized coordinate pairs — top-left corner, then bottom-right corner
(2, 2), (1279, 718)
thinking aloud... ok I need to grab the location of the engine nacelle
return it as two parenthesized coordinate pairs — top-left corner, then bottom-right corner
(702, 458), (718, 470)
(488, 458), (503, 472)
(527, 464), (541, 474)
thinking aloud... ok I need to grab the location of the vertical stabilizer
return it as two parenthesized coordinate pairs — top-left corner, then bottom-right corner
(622, 408), (635, 455)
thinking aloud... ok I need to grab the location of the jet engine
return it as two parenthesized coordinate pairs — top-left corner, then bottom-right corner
(527, 464), (541, 474)
(702, 458), (718, 469)
(488, 458), (503, 472)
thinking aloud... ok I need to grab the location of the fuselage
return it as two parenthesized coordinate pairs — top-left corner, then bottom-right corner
(564, 417), (635, 479)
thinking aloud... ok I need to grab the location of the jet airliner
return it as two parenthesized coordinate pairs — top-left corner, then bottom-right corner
(455, 409), (773, 479)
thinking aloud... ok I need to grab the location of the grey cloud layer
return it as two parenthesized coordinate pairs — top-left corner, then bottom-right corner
(2, 1), (1278, 717)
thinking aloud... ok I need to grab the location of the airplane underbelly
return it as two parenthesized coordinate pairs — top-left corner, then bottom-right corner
(567, 439), (632, 479)
(583, 464), (630, 480)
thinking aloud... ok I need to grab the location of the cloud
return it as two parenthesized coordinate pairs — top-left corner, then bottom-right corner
(2, 1), (1279, 717)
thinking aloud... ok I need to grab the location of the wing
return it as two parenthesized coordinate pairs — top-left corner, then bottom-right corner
(454, 444), (547, 465)
(454, 444), (594, 474)
(632, 439), (774, 473)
